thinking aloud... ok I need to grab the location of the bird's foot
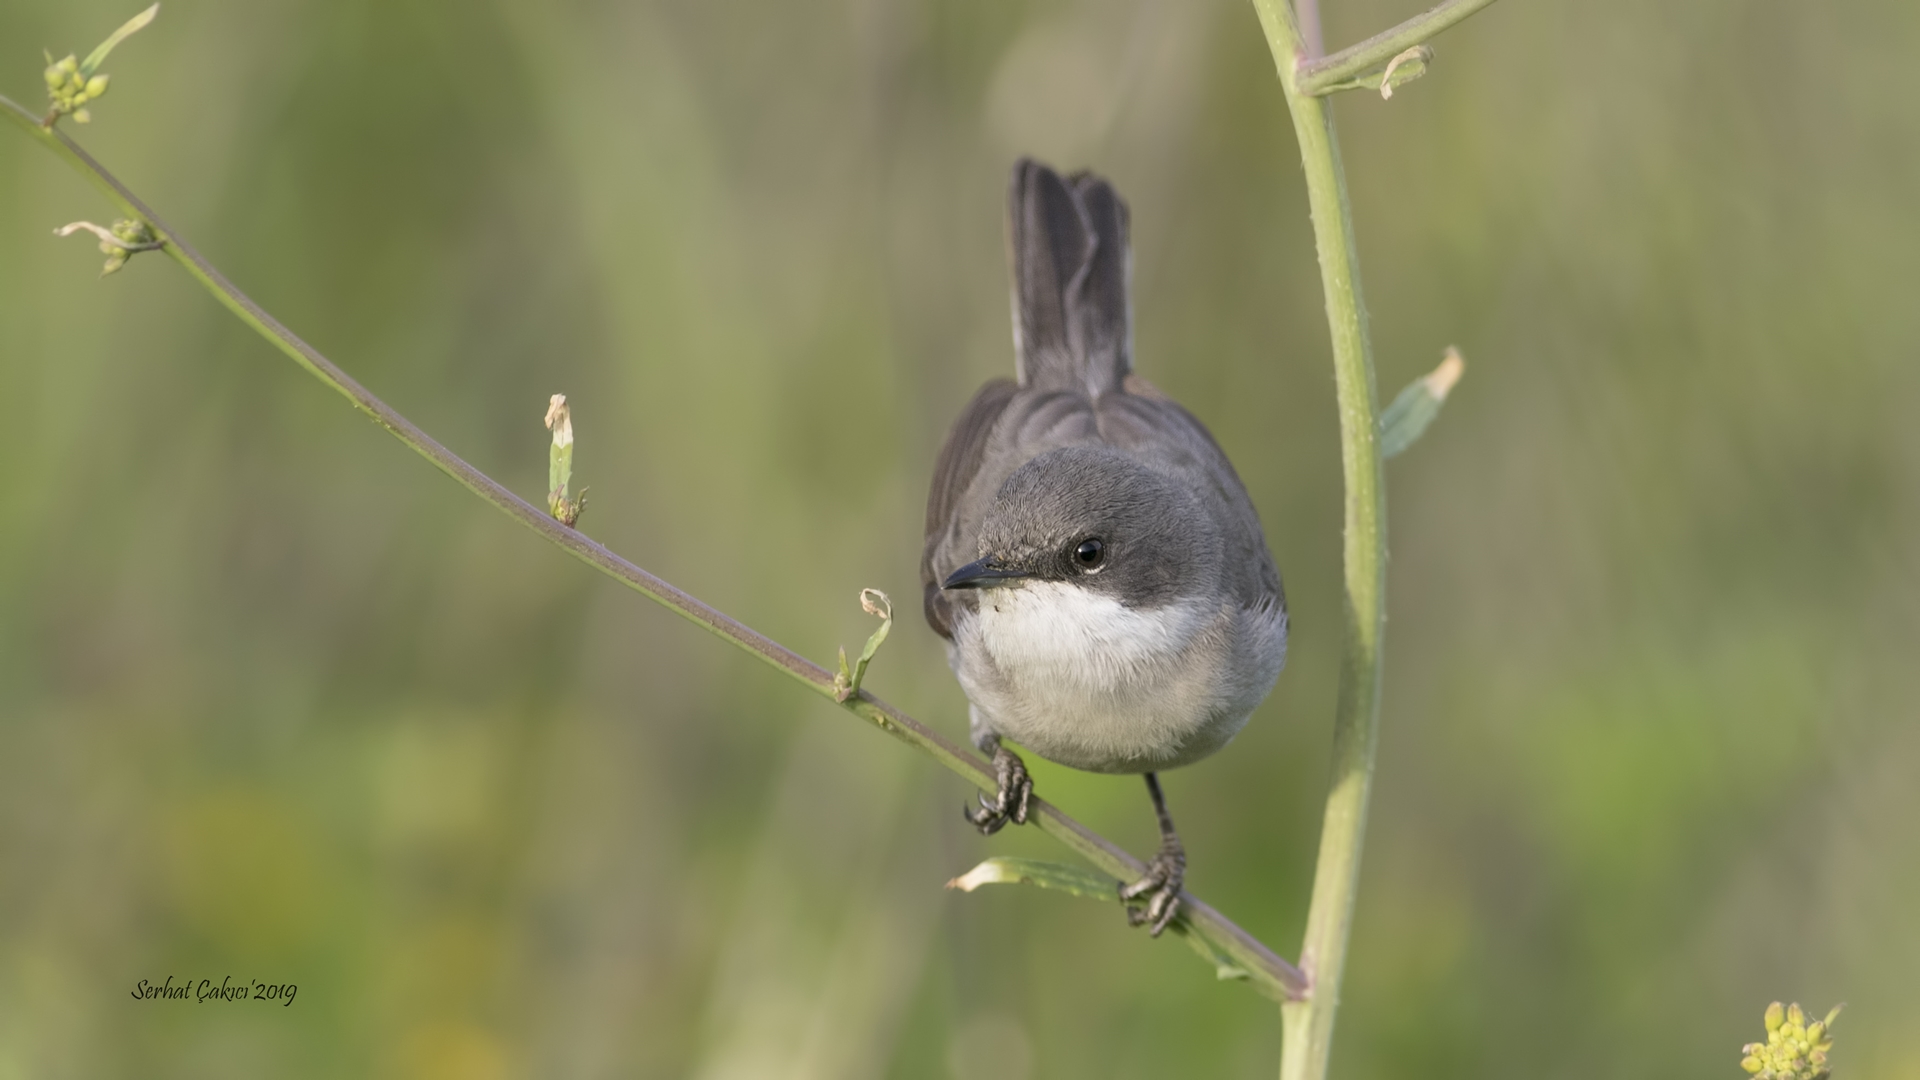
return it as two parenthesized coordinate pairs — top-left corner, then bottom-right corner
(1120, 837), (1186, 937)
(964, 744), (1033, 835)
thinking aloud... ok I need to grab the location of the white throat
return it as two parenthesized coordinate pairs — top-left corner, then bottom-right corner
(950, 579), (1270, 773)
(974, 580), (1205, 680)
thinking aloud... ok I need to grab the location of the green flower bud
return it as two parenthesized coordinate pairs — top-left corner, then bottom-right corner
(86, 74), (109, 98)
(73, 109), (91, 123)
(46, 66), (64, 89)
(57, 54), (79, 74)
(1741, 1002), (1844, 1080)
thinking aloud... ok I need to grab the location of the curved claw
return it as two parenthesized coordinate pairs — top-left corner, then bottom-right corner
(964, 744), (1034, 836)
(1121, 880), (1182, 937)
(1120, 845), (1186, 937)
(1124, 897), (1173, 934)
(964, 794), (1012, 835)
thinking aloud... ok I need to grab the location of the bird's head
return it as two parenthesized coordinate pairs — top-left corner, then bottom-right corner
(942, 445), (1222, 609)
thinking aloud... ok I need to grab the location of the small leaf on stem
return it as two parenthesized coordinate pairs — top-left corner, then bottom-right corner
(947, 856), (1275, 993)
(1379, 346), (1465, 459)
(81, 4), (159, 77)
(545, 394), (586, 527)
(832, 588), (893, 701)
(947, 856), (1120, 900)
(1378, 45), (1433, 100)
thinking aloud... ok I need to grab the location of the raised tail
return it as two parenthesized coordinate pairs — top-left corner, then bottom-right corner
(1006, 159), (1132, 396)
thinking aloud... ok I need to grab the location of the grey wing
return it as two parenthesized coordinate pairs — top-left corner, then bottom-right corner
(1098, 387), (1286, 617)
(921, 378), (1019, 639)
(1173, 400), (1286, 616)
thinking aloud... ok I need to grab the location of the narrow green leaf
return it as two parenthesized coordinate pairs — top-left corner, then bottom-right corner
(1380, 346), (1464, 459)
(948, 856), (1287, 999)
(545, 395), (572, 511)
(1178, 924), (1254, 985)
(549, 442), (572, 508)
(947, 856), (1120, 901)
(80, 4), (159, 78)
(544, 394), (582, 525)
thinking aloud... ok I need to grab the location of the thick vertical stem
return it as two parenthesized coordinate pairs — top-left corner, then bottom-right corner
(1248, 3), (1388, 1079)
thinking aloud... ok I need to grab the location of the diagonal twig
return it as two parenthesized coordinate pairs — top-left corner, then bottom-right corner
(0, 91), (1308, 1002)
(1296, 0), (1500, 96)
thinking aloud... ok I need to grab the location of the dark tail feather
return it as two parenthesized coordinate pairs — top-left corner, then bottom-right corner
(1006, 159), (1131, 395)
(1066, 170), (1132, 389)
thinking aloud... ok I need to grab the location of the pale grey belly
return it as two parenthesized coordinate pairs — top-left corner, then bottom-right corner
(947, 594), (1286, 774)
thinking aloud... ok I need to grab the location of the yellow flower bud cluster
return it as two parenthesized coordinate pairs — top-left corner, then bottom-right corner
(37, 5), (159, 127)
(43, 54), (111, 124)
(1740, 1002), (1840, 1080)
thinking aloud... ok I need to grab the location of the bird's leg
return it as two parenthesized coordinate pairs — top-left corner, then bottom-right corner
(1119, 772), (1186, 937)
(964, 736), (1033, 835)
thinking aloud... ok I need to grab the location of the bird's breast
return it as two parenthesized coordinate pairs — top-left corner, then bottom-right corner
(950, 581), (1276, 772)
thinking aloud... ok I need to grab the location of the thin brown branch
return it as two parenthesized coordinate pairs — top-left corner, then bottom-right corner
(1, 91), (1308, 1002)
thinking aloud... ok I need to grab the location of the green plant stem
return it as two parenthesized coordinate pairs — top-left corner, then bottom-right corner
(2, 92), (1307, 1001)
(1251, 0), (1498, 1072)
(1297, 0), (1499, 96)
(1250, 1), (1383, 1077)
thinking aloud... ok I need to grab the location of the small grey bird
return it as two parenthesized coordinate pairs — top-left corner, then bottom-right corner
(923, 159), (1287, 935)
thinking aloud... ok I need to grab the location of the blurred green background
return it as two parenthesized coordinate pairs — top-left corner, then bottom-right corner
(3, 0), (1916, 1076)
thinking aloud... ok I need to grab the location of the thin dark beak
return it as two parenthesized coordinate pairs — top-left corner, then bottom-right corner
(942, 558), (1032, 590)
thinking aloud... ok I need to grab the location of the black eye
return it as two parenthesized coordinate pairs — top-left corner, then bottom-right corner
(1073, 538), (1105, 569)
